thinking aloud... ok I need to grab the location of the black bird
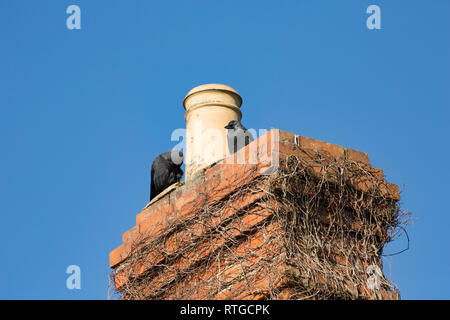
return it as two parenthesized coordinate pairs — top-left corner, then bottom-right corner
(224, 120), (254, 154)
(150, 150), (184, 201)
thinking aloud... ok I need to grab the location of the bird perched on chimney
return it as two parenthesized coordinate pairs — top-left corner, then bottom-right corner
(150, 150), (184, 201)
(224, 120), (254, 154)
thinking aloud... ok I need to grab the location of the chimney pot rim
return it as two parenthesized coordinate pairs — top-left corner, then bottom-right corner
(183, 83), (242, 110)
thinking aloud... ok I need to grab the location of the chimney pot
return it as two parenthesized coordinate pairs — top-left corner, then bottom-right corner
(183, 84), (243, 182)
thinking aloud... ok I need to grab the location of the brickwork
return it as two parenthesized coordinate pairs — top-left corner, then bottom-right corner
(109, 129), (402, 300)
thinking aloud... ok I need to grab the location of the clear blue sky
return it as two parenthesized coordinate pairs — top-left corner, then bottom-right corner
(0, 0), (448, 299)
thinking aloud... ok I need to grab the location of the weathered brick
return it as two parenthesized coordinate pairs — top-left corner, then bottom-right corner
(380, 183), (400, 201)
(109, 129), (401, 300)
(205, 163), (222, 182)
(138, 205), (167, 237)
(372, 168), (384, 180)
(122, 226), (138, 244)
(346, 148), (371, 165)
(299, 136), (345, 159)
(109, 242), (132, 268)
(278, 130), (296, 144)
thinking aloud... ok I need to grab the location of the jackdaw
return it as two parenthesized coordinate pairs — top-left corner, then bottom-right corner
(224, 120), (254, 154)
(150, 150), (184, 201)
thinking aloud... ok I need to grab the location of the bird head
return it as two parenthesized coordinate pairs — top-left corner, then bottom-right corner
(169, 149), (184, 166)
(224, 120), (239, 130)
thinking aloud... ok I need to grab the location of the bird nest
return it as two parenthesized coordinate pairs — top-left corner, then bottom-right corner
(110, 153), (410, 300)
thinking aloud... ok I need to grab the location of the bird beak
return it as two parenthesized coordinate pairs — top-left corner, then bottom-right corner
(224, 125), (232, 129)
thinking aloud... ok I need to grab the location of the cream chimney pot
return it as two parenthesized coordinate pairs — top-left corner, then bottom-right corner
(183, 84), (243, 182)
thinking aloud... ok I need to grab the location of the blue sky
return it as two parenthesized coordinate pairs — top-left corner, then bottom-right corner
(0, 0), (448, 299)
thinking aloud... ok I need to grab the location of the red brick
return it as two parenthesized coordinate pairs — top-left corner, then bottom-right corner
(205, 163), (222, 181)
(109, 242), (132, 268)
(299, 136), (345, 159)
(380, 183), (400, 201)
(113, 268), (129, 289)
(136, 197), (170, 226)
(138, 205), (171, 238)
(346, 148), (370, 165)
(278, 141), (302, 158)
(278, 130), (296, 144)
(122, 226), (138, 244)
(372, 168), (384, 180)
(109, 129), (401, 299)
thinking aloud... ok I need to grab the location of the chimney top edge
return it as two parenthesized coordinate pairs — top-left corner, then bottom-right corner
(183, 84), (242, 109)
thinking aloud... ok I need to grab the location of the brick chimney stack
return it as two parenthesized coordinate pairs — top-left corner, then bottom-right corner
(183, 84), (242, 182)
(109, 88), (406, 300)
